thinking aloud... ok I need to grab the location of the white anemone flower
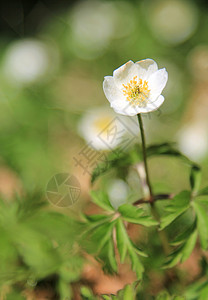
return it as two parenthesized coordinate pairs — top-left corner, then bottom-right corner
(103, 59), (168, 116)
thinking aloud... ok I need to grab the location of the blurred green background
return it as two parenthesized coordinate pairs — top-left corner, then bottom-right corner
(0, 0), (208, 298)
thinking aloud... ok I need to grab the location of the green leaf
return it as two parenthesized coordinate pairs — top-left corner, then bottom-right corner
(180, 230), (197, 262)
(131, 241), (148, 258)
(3, 290), (25, 300)
(128, 245), (144, 279)
(193, 202), (208, 250)
(160, 191), (191, 230)
(107, 235), (118, 272)
(199, 284), (208, 300)
(116, 219), (128, 263)
(184, 280), (208, 300)
(90, 191), (114, 212)
(120, 284), (136, 300)
(171, 221), (196, 246)
(198, 186), (208, 196)
(91, 221), (115, 253)
(58, 278), (72, 300)
(190, 165), (201, 194)
(163, 250), (183, 269)
(81, 286), (97, 299)
(115, 219), (145, 278)
(164, 230), (197, 268)
(118, 204), (158, 227)
(102, 296), (112, 300)
(82, 214), (110, 223)
(146, 143), (193, 164)
(156, 291), (171, 300)
(91, 146), (140, 184)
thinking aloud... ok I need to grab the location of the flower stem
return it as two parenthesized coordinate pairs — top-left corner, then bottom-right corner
(137, 113), (171, 255)
(137, 114), (153, 199)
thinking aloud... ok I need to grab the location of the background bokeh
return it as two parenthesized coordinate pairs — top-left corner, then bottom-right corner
(0, 0), (208, 298)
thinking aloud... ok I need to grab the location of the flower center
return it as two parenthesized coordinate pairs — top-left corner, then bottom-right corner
(93, 116), (113, 131)
(122, 76), (150, 107)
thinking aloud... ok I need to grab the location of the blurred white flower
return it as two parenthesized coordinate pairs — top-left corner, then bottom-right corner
(148, 0), (198, 45)
(70, 0), (135, 59)
(103, 59), (168, 116)
(178, 123), (208, 161)
(3, 39), (55, 84)
(78, 107), (139, 150)
(108, 179), (129, 209)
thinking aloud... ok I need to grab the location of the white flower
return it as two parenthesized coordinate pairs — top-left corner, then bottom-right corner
(178, 122), (208, 162)
(78, 107), (139, 150)
(107, 179), (129, 209)
(3, 39), (54, 84)
(148, 0), (198, 45)
(103, 59), (168, 116)
(70, 1), (136, 60)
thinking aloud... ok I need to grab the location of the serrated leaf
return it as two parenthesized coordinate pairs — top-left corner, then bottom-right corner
(116, 219), (128, 263)
(164, 230), (197, 268)
(131, 242), (148, 258)
(82, 214), (110, 223)
(181, 230), (197, 262)
(160, 191), (191, 230)
(171, 221), (196, 246)
(90, 191), (114, 212)
(118, 204), (158, 227)
(118, 204), (144, 218)
(128, 245), (144, 279)
(193, 202), (208, 250)
(190, 165), (201, 194)
(163, 251), (183, 269)
(92, 221), (115, 253)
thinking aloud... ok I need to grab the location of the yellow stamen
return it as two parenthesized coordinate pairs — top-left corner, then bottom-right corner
(122, 76), (150, 107)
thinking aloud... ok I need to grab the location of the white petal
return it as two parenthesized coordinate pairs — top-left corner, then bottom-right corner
(148, 68), (168, 101)
(113, 60), (136, 89)
(103, 76), (125, 103)
(143, 95), (165, 113)
(110, 100), (141, 116)
(135, 59), (158, 79)
(110, 95), (165, 115)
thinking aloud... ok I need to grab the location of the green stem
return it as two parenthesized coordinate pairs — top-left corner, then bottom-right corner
(137, 113), (171, 255)
(137, 114), (153, 199)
